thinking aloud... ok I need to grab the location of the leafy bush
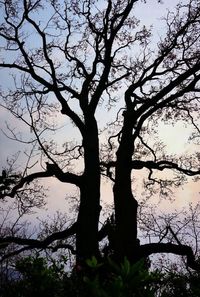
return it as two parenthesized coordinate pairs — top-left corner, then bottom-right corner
(83, 256), (159, 297)
(0, 256), (64, 297)
(1, 255), (200, 297)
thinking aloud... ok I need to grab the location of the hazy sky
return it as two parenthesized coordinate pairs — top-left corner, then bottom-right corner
(0, 0), (199, 223)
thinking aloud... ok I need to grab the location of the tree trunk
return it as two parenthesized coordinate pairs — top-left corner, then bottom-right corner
(76, 116), (101, 264)
(113, 111), (138, 263)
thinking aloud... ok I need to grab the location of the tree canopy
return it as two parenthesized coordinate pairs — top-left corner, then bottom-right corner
(0, 0), (200, 271)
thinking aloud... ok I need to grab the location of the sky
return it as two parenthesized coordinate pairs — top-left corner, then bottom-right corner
(0, 0), (199, 228)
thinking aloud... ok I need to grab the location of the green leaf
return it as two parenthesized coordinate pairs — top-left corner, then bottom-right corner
(86, 256), (102, 269)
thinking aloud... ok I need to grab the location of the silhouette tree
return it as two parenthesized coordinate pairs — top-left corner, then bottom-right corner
(0, 0), (200, 269)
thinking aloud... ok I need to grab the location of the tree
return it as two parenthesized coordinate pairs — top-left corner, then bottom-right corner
(0, 0), (200, 270)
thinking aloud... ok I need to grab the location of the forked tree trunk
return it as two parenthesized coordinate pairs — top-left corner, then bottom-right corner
(113, 112), (138, 263)
(76, 116), (101, 263)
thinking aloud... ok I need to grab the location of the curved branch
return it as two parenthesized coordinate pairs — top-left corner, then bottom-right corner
(0, 246), (32, 262)
(0, 171), (51, 199)
(0, 223), (77, 262)
(133, 70), (200, 140)
(140, 242), (200, 271)
(101, 159), (200, 177)
(0, 166), (82, 199)
(0, 221), (109, 262)
(131, 160), (200, 176)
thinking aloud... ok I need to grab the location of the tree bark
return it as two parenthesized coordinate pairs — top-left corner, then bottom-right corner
(76, 115), (101, 263)
(113, 111), (138, 263)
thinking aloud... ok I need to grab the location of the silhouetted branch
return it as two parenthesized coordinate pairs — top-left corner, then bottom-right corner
(140, 242), (200, 271)
(101, 160), (200, 177)
(0, 164), (82, 199)
(0, 223), (77, 262)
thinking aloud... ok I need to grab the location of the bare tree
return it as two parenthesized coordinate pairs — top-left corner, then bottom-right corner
(0, 0), (200, 269)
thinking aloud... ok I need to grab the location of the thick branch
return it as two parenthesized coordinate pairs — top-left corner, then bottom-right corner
(0, 222), (77, 262)
(0, 166), (82, 199)
(136, 62), (200, 120)
(131, 160), (200, 176)
(89, 0), (138, 114)
(101, 160), (200, 177)
(140, 243), (200, 271)
(0, 222), (108, 261)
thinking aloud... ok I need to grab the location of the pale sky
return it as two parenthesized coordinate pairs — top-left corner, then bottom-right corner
(0, 0), (199, 226)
